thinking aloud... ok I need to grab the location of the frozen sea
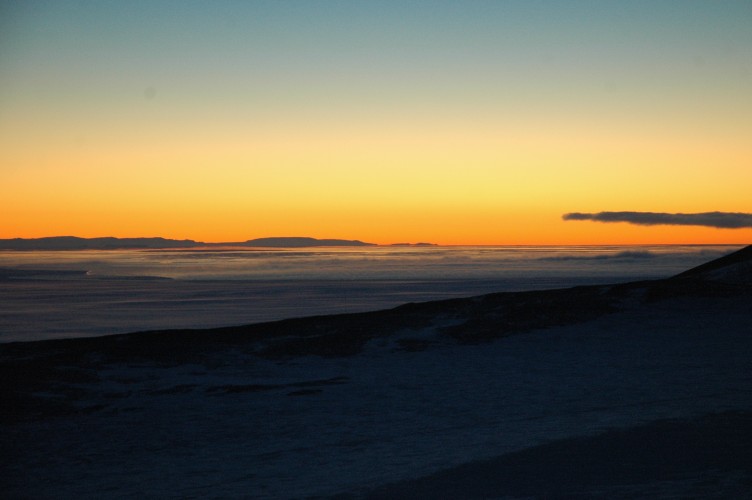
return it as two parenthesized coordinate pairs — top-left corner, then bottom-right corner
(0, 244), (741, 342)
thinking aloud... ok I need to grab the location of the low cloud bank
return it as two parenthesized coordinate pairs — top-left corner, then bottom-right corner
(539, 250), (656, 262)
(563, 211), (752, 229)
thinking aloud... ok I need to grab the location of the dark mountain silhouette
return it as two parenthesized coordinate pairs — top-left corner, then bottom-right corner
(0, 236), (375, 250)
(239, 237), (374, 247)
(0, 236), (199, 250)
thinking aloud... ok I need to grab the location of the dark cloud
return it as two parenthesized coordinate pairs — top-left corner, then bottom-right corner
(562, 211), (752, 229)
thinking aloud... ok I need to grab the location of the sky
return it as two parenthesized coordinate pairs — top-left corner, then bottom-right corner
(1, 0), (751, 245)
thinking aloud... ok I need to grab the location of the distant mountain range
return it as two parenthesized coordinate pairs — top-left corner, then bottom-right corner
(0, 236), (377, 250)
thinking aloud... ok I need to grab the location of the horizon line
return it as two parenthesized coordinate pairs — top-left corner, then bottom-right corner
(0, 235), (748, 249)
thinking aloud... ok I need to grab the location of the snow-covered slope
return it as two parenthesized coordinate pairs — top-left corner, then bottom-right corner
(2, 247), (752, 498)
(674, 244), (752, 284)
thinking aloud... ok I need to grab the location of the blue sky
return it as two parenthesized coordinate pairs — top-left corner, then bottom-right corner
(1, 1), (751, 243)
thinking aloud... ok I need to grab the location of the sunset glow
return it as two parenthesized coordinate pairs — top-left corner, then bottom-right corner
(2, 1), (751, 245)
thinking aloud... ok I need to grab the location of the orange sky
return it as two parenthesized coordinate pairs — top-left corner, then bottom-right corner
(2, 2), (751, 245)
